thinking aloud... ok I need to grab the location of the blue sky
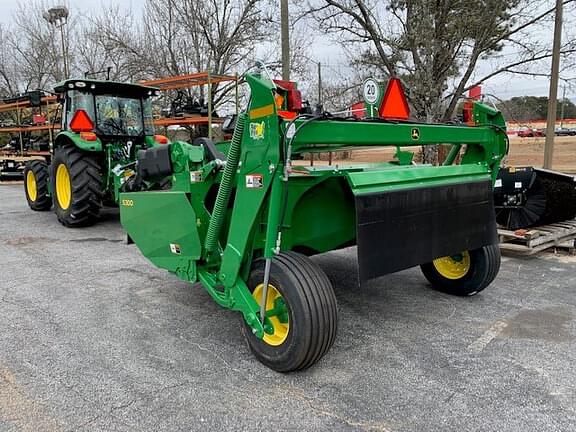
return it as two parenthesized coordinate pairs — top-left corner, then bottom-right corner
(0, 0), (562, 101)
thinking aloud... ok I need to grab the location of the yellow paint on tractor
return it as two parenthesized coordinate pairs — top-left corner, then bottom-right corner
(249, 104), (275, 119)
(26, 171), (37, 202)
(433, 252), (471, 279)
(55, 164), (72, 210)
(253, 283), (289, 346)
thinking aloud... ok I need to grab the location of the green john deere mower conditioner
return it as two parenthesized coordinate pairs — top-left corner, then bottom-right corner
(119, 71), (508, 371)
(24, 79), (166, 227)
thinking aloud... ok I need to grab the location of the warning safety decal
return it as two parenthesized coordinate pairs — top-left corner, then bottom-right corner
(246, 174), (263, 189)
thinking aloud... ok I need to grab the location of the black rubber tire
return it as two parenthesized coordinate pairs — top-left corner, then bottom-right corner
(23, 160), (51, 211)
(242, 252), (338, 372)
(51, 146), (103, 227)
(420, 244), (501, 296)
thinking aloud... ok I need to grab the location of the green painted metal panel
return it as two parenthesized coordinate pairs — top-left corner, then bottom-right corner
(291, 121), (496, 149)
(346, 163), (492, 194)
(120, 191), (201, 282)
(274, 176), (356, 254)
(55, 130), (103, 151)
(217, 74), (282, 287)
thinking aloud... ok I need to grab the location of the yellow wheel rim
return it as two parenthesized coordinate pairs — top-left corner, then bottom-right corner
(252, 283), (290, 346)
(55, 164), (72, 210)
(433, 251), (471, 280)
(26, 170), (37, 202)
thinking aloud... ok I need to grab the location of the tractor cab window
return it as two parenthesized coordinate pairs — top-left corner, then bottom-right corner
(66, 90), (95, 129)
(95, 95), (146, 137)
(142, 98), (155, 136)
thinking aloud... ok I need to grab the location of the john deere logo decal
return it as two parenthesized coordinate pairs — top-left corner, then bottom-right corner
(411, 128), (420, 141)
(250, 122), (265, 140)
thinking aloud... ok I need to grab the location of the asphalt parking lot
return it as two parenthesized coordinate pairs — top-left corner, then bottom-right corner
(1, 183), (575, 431)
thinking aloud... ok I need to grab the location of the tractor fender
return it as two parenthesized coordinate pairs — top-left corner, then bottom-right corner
(54, 131), (103, 152)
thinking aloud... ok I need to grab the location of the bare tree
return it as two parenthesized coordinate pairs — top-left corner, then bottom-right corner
(76, 6), (141, 81)
(90, 0), (272, 108)
(9, 1), (75, 89)
(173, 0), (273, 104)
(0, 25), (20, 97)
(305, 0), (576, 161)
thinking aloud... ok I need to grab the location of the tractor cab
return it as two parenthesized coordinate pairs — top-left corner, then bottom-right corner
(54, 79), (159, 141)
(22, 79), (166, 227)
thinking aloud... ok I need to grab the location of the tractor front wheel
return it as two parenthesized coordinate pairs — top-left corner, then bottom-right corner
(51, 146), (103, 227)
(24, 160), (51, 211)
(420, 244), (501, 296)
(242, 252), (338, 372)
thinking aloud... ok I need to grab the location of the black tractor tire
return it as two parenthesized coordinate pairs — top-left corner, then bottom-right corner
(51, 146), (103, 227)
(24, 160), (51, 211)
(242, 252), (338, 372)
(420, 244), (501, 296)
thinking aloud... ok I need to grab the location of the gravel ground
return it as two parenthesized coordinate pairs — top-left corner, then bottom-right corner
(1, 183), (575, 432)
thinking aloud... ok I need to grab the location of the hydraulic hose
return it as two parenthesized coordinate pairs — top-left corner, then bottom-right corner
(204, 112), (246, 255)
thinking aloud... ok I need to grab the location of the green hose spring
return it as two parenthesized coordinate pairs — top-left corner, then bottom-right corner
(204, 113), (246, 255)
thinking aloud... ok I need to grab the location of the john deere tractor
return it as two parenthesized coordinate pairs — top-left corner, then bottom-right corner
(23, 79), (165, 227)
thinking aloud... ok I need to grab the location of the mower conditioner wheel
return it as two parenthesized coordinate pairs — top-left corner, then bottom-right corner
(51, 146), (103, 227)
(242, 252), (338, 372)
(24, 160), (51, 211)
(420, 244), (501, 296)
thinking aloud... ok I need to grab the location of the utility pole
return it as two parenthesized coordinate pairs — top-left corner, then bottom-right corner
(560, 84), (566, 129)
(281, 0), (290, 81)
(317, 62), (322, 105)
(59, 26), (68, 79)
(543, 0), (563, 169)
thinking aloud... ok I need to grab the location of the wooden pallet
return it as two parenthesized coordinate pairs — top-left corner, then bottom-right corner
(498, 219), (576, 254)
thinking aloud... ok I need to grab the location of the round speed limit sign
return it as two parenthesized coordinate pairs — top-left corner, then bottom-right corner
(363, 78), (380, 105)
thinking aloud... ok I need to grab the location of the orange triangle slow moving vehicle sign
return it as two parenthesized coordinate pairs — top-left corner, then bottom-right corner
(379, 78), (410, 120)
(69, 109), (94, 132)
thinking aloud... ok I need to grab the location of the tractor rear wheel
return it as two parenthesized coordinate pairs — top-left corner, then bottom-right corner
(24, 160), (51, 211)
(420, 244), (501, 296)
(242, 252), (338, 372)
(51, 146), (102, 227)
